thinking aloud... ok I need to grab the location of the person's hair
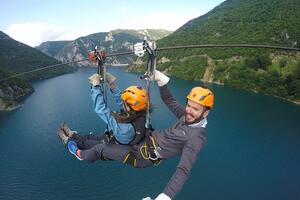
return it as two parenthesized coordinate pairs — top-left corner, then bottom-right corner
(111, 110), (146, 123)
(111, 104), (153, 123)
(204, 106), (211, 112)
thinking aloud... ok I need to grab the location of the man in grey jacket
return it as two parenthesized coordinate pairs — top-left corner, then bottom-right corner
(62, 70), (214, 200)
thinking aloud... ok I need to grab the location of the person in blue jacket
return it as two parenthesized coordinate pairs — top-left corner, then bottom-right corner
(58, 72), (149, 160)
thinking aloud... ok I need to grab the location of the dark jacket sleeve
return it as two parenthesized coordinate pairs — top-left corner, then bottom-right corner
(159, 85), (185, 119)
(163, 136), (204, 199)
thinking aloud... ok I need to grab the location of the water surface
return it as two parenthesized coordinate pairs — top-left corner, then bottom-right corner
(0, 68), (299, 200)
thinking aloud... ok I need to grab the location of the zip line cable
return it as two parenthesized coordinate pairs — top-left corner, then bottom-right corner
(1, 44), (300, 82)
(158, 44), (300, 52)
(0, 58), (89, 82)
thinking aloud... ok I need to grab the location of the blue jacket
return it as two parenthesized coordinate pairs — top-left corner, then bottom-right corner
(91, 86), (135, 144)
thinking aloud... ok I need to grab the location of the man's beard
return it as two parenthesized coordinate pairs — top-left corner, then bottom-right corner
(184, 112), (204, 125)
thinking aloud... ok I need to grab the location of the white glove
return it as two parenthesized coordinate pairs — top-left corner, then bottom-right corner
(88, 73), (101, 86)
(105, 72), (117, 85)
(142, 197), (152, 200)
(154, 193), (171, 200)
(153, 70), (169, 87)
(142, 193), (170, 200)
(88, 73), (116, 87)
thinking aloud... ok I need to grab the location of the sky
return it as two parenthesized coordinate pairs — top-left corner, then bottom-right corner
(0, 0), (225, 47)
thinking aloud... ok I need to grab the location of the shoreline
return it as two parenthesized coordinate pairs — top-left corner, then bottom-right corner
(1, 68), (299, 112)
(0, 101), (21, 111)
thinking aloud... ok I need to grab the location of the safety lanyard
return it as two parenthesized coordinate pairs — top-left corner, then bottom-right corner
(140, 31), (157, 129)
(95, 47), (107, 104)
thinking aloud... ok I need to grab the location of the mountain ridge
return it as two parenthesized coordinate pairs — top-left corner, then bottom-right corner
(0, 31), (75, 111)
(37, 29), (172, 67)
(129, 0), (300, 104)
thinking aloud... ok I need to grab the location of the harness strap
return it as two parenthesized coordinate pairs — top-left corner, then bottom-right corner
(140, 128), (161, 165)
(123, 128), (161, 167)
(104, 130), (118, 144)
(123, 147), (138, 167)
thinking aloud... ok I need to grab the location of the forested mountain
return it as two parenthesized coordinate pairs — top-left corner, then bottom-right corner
(131, 0), (300, 103)
(0, 31), (75, 110)
(1, 0), (300, 109)
(37, 29), (172, 66)
(0, 28), (170, 111)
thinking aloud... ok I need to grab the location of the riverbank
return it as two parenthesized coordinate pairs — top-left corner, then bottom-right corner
(0, 98), (21, 111)
(0, 85), (33, 112)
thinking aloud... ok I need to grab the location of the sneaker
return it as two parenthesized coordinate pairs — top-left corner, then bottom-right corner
(67, 140), (83, 161)
(61, 122), (76, 137)
(57, 128), (69, 145)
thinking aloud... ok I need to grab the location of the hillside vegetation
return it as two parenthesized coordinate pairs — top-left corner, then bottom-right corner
(0, 31), (75, 110)
(131, 0), (300, 103)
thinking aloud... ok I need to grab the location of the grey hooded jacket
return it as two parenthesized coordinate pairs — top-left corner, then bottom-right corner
(152, 85), (207, 199)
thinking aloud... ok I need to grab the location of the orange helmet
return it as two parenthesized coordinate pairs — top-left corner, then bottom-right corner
(121, 86), (148, 111)
(186, 87), (214, 109)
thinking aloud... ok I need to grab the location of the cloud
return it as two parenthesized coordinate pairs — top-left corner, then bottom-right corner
(118, 9), (203, 31)
(4, 9), (203, 47)
(5, 22), (88, 47)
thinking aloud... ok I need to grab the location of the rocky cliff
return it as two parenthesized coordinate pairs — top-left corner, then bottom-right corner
(37, 29), (172, 67)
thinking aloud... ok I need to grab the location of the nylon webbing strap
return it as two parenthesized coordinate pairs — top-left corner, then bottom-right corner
(144, 128), (157, 161)
(144, 37), (157, 129)
(96, 48), (107, 104)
